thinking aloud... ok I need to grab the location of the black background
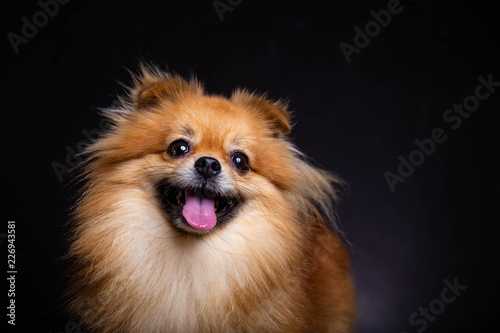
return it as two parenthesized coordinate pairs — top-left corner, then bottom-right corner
(1, 0), (499, 332)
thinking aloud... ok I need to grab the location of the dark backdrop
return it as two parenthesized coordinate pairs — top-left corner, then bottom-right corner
(1, 0), (499, 332)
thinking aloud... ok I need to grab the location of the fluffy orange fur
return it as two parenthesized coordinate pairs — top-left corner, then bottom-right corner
(65, 65), (356, 332)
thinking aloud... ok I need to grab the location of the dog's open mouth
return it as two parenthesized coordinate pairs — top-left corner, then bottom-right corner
(157, 181), (241, 234)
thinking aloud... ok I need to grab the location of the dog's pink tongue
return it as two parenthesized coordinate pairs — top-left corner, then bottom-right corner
(182, 189), (216, 230)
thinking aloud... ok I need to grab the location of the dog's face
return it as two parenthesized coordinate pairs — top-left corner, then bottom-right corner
(90, 74), (299, 236)
(154, 95), (288, 235)
(158, 135), (247, 234)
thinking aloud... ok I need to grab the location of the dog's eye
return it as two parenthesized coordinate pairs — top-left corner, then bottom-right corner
(168, 140), (190, 157)
(231, 152), (249, 172)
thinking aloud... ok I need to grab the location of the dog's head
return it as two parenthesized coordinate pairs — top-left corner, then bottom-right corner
(82, 65), (314, 236)
(67, 66), (349, 332)
(152, 86), (293, 235)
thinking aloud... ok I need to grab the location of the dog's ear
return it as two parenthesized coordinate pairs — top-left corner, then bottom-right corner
(230, 90), (292, 135)
(130, 65), (203, 109)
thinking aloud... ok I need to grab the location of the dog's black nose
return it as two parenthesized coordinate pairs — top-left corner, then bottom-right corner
(195, 157), (221, 178)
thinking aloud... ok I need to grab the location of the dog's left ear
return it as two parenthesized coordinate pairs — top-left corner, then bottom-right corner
(230, 90), (292, 135)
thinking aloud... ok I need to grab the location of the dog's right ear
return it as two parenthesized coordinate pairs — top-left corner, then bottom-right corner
(130, 64), (203, 109)
(230, 89), (292, 136)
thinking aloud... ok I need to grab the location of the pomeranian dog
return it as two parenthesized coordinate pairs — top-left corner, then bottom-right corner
(65, 64), (356, 333)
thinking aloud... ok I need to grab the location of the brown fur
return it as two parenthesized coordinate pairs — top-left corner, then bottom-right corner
(65, 64), (356, 332)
